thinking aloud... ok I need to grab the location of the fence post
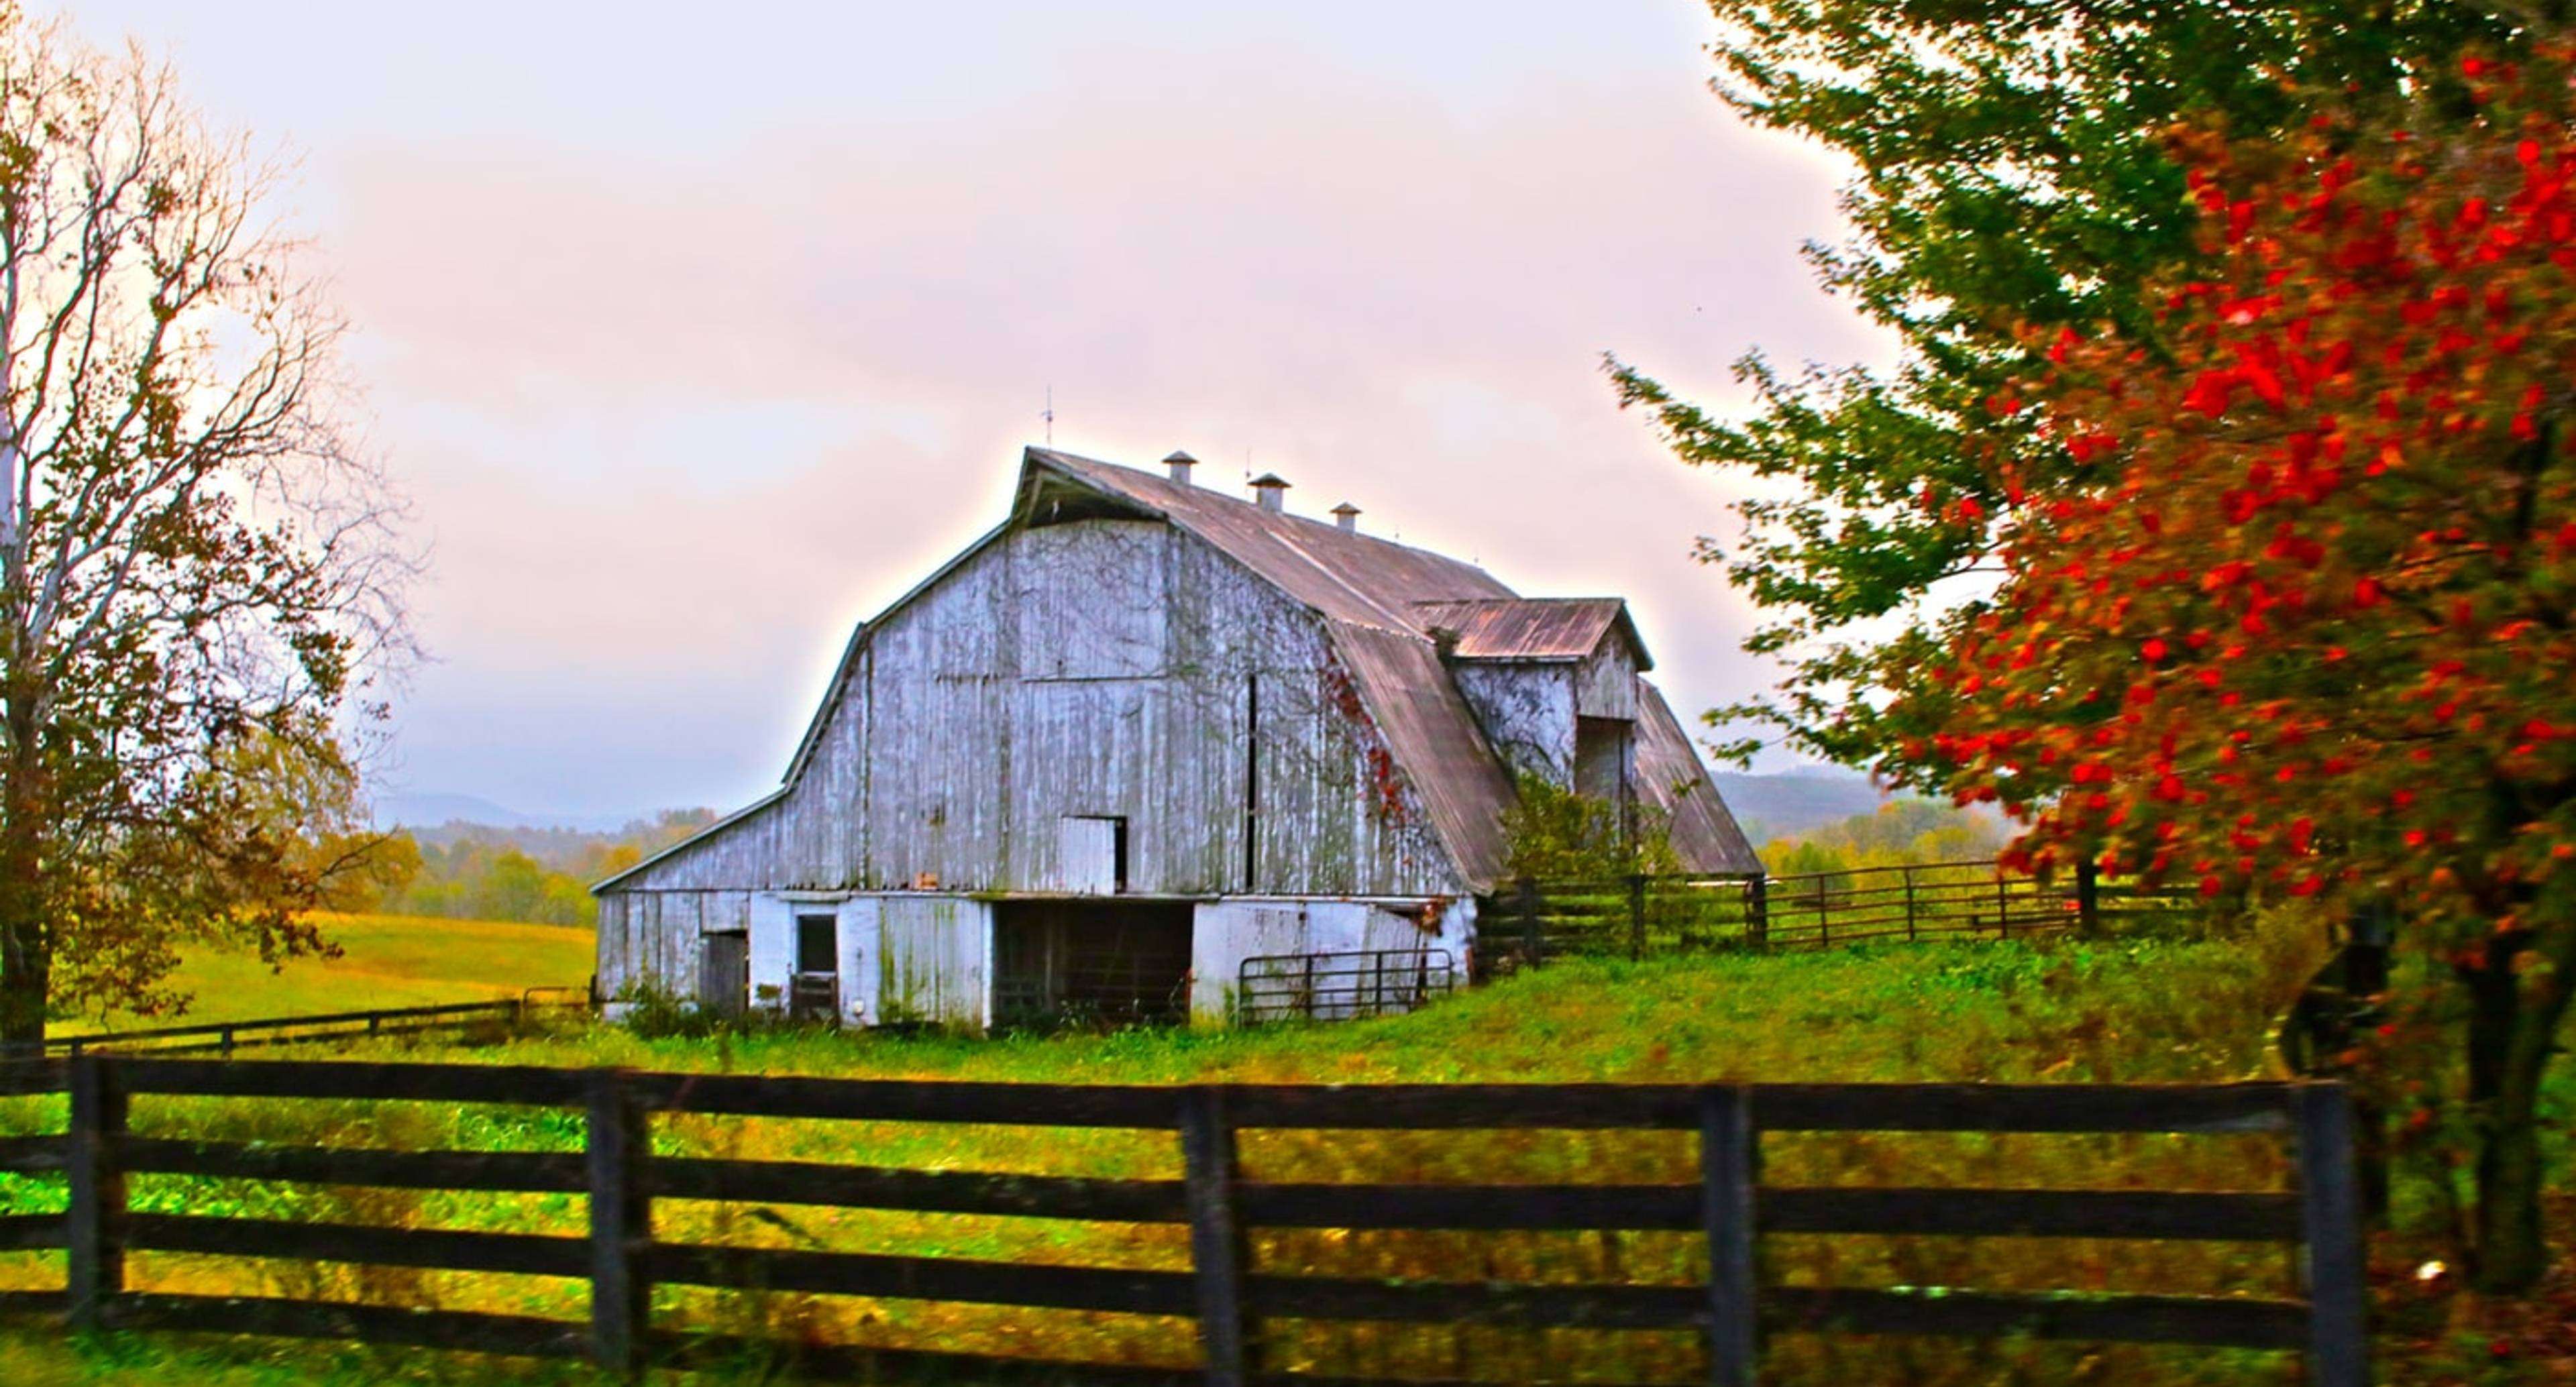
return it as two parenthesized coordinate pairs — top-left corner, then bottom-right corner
(2076, 859), (2102, 938)
(1180, 1087), (1252, 1387)
(2296, 1083), (2368, 1387)
(1746, 877), (1768, 950)
(1996, 869), (2010, 939)
(1515, 876), (1543, 968)
(1628, 873), (1648, 962)
(1700, 1085), (1759, 1386)
(586, 1068), (650, 1378)
(66, 1054), (128, 1333)
(1904, 868), (1918, 943)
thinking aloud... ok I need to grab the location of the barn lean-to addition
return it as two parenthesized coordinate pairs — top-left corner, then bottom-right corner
(592, 447), (1760, 1028)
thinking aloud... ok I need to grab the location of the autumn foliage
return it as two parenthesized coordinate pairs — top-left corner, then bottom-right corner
(1895, 50), (2576, 1290)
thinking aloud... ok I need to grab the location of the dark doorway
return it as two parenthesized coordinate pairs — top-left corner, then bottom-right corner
(992, 900), (1194, 1028)
(791, 912), (839, 1021)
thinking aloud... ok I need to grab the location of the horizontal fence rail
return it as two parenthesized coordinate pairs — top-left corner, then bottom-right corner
(1479, 860), (2199, 975)
(0, 1056), (2365, 1386)
(39, 990), (593, 1060)
(1235, 948), (1457, 1024)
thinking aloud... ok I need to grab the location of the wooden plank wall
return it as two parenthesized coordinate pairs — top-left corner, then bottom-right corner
(600, 517), (1475, 1004)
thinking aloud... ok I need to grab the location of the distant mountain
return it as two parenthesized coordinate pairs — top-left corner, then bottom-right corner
(372, 791), (637, 835)
(1711, 768), (1902, 840)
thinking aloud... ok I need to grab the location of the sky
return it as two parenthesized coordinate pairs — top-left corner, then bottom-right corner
(59, 1), (1887, 823)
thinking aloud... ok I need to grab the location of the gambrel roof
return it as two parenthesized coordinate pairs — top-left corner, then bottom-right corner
(600, 447), (1760, 894)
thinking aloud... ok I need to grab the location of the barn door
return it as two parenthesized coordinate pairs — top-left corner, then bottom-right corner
(700, 931), (749, 1017)
(790, 913), (841, 1022)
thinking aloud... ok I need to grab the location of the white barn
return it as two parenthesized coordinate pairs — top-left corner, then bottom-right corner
(592, 447), (1760, 1028)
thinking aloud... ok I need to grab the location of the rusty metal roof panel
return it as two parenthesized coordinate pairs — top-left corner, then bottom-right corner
(1026, 448), (1515, 629)
(1636, 679), (1764, 875)
(1325, 622), (1517, 889)
(1407, 598), (1652, 670)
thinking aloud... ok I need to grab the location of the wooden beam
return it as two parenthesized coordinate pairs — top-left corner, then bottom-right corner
(1179, 1087), (1252, 1386)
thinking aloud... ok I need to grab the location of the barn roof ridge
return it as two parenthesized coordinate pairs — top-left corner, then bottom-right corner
(1022, 446), (1516, 631)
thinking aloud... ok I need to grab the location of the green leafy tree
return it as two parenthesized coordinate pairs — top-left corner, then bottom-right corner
(1497, 772), (1679, 881)
(0, 13), (412, 1046)
(1613, 0), (2513, 768)
(1901, 48), (2576, 1289)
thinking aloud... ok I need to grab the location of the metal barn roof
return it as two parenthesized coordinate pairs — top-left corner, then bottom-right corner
(1022, 449), (1754, 880)
(1408, 598), (1654, 671)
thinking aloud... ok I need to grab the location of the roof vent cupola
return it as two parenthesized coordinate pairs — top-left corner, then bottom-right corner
(1249, 473), (1290, 514)
(1331, 502), (1361, 534)
(1164, 450), (1197, 486)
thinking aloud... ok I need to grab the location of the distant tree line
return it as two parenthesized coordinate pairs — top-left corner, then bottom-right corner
(1754, 801), (2002, 879)
(354, 810), (716, 928)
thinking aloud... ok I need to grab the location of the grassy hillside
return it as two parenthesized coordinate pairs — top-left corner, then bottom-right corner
(55, 913), (596, 1036)
(1, 925), (2567, 1383)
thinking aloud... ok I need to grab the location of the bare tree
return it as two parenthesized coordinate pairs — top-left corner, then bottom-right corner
(0, 11), (413, 1048)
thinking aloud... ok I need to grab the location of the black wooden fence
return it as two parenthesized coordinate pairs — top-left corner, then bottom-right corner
(40, 989), (593, 1059)
(1479, 860), (2200, 975)
(0, 1056), (2364, 1385)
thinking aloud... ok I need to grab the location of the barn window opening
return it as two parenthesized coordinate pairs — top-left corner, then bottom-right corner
(1574, 716), (1635, 836)
(992, 899), (1193, 1030)
(796, 914), (838, 974)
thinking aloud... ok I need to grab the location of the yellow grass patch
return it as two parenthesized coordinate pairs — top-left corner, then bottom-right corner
(56, 913), (594, 1036)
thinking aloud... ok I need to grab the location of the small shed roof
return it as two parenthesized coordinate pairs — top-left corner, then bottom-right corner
(1408, 598), (1653, 671)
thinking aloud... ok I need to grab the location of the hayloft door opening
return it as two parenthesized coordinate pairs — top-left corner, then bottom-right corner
(791, 912), (839, 1021)
(992, 900), (1193, 1028)
(1060, 816), (1128, 894)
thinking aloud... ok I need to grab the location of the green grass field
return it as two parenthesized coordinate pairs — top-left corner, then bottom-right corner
(54, 913), (596, 1036)
(1, 920), (2569, 1384)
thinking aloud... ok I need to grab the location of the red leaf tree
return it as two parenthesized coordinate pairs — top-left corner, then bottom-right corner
(1898, 54), (2576, 1290)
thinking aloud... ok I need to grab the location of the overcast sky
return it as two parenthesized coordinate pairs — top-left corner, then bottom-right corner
(60, 1), (1886, 822)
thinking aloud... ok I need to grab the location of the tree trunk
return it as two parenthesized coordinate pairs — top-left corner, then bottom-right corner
(0, 915), (41, 1055)
(2458, 930), (2572, 1293)
(0, 714), (48, 1056)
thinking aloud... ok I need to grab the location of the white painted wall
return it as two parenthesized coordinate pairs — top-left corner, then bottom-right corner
(838, 896), (881, 1026)
(747, 893), (794, 1013)
(1190, 899), (1307, 1022)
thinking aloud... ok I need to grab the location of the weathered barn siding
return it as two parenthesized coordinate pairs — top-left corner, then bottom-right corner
(1452, 663), (1576, 783)
(596, 889), (759, 1001)
(878, 897), (990, 1028)
(609, 516), (1462, 910)
(1574, 641), (1640, 722)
